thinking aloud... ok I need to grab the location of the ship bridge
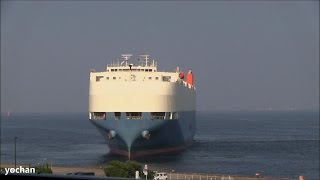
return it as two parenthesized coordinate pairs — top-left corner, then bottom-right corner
(91, 54), (193, 84)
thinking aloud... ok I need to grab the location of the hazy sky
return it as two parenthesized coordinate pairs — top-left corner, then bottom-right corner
(1, 1), (319, 113)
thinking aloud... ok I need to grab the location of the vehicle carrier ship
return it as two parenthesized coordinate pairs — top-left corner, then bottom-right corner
(89, 54), (196, 159)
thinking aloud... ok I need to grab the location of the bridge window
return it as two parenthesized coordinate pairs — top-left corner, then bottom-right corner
(91, 112), (106, 120)
(96, 76), (104, 82)
(155, 77), (159, 80)
(151, 112), (165, 120)
(149, 77), (152, 80)
(126, 112), (142, 120)
(151, 112), (178, 120)
(113, 77), (116, 80)
(162, 76), (171, 82)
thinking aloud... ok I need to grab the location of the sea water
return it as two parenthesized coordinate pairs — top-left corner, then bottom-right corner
(0, 111), (319, 179)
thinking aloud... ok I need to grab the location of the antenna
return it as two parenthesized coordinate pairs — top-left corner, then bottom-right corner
(139, 55), (149, 67)
(122, 54), (132, 66)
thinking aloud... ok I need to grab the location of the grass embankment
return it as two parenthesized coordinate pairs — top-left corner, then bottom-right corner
(104, 160), (154, 179)
(34, 164), (52, 174)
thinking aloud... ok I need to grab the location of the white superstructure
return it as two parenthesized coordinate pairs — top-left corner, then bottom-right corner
(89, 54), (196, 113)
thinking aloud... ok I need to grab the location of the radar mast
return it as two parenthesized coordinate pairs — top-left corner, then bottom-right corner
(139, 55), (150, 67)
(122, 54), (132, 67)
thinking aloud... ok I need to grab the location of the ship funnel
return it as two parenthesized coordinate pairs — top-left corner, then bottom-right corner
(186, 70), (194, 85)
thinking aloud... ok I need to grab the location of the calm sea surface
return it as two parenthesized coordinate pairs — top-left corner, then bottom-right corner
(0, 111), (319, 179)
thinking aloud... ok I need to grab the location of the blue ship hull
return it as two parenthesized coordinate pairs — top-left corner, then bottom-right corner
(89, 111), (196, 159)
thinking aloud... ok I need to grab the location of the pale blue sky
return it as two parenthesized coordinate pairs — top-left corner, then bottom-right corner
(1, 1), (319, 112)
